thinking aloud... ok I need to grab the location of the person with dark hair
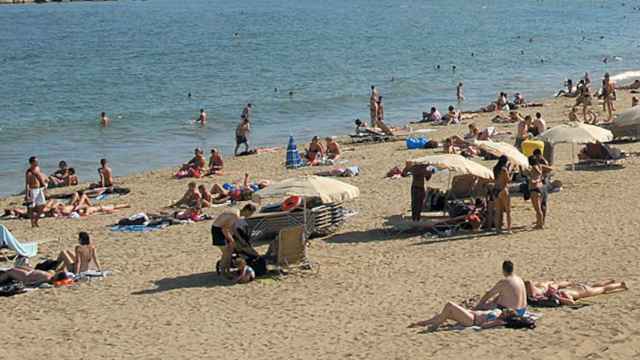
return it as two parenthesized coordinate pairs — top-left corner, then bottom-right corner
(376, 96), (385, 126)
(493, 156), (512, 234)
(526, 279), (628, 305)
(305, 136), (325, 165)
(212, 204), (257, 275)
(241, 103), (252, 122)
(475, 261), (527, 316)
(95, 158), (114, 188)
(197, 108), (207, 124)
(531, 112), (546, 136)
(100, 112), (110, 126)
(235, 118), (251, 156)
(528, 156), (552, 229)
(57, 232), (102, 274)
(25, 156), (48, 228)
(409, 303), (516, 331)
(402, 161), (435, 222)
(370, 86), (379, 127)
(207, 148), (224, 175)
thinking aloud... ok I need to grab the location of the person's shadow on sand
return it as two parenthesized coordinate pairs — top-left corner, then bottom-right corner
(131, 272), (232, 295)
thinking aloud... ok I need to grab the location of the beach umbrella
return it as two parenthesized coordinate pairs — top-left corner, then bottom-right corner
(253, 175), (360, 204)
(537, 122), (613, 145)
(286, 136), (303, 169)
(475, 141), (530, 168)
(614, 106), (640, 127)
(410, 154), (494, 180)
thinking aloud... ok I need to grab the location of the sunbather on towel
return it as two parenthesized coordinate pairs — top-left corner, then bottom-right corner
(325, 137), (341, 160)
(210, 174), (270, 203)
(176, 148), (206, 178)
(409, 303), (517, 331)
(57, 232), (102, 274)
(207, 148), (224, 176)
(475, 261), (527, 315)
(0, 265), (53, 287)
(78, 203), (130, 217)
(526, 279), (628, 305)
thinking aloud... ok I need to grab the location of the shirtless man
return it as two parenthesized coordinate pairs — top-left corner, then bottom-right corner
(241, 103), (252, 122)
(169, 182), (202, 208)
(25, 156), (48, 228)
(476, 260), (527, 316)
(211, 203), (257, 275)
(370, 85), (379, 127)
(179, 149), (206, 177)
(514, 113), (529, 150)
(531, 112), (546, 136)
(100, 112), (110, 126)
(235, 118), (251, 156)
(97, 159), (114, 188)
(197, 108), (207, 124)
(207, 148), (224, 175)
(325, 137), (341, 160)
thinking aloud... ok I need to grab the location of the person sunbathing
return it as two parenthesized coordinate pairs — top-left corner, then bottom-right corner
(207, 148), (224, 175)
(617, 79), (640, 90)
(57, 232), (102, 274)
(174, 204), (206, 221)
(177, 148), (206, 178)
(48, 161), (78, 188)
(79, 203), (129, 217)
(325, 137), (341, 160)
(305, 136), (325, 165)
(421, 107), (442, 123)
(0, 267), (53, 287)
(409, 302), (516, 331)
(526, 279), (628, 305)
(169, 182), (202, 208)
(440, 105), (461, 125)
(210, 174), (270, 203)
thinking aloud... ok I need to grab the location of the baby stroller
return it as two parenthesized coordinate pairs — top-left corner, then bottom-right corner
(213, 221), (267, 277)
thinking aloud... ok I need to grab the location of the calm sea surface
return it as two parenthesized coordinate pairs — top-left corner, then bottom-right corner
(1, 0), (639, 195)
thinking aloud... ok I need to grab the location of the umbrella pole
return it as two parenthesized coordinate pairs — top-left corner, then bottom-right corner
(572, 143), (576, 171)
(303, 197), (308, 240)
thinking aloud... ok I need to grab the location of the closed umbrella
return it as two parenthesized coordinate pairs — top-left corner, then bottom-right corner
(475, 141), (530, 168)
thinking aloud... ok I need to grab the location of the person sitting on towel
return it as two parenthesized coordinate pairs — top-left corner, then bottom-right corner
(57, 231), (102, 274)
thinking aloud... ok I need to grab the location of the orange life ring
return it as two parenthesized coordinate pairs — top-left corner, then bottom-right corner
(281, 196), (302, 211)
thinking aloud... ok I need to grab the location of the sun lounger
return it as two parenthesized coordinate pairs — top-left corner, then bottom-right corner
(577, 142), (627, 167)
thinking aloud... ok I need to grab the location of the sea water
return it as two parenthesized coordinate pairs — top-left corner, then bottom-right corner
(1, 0), (639, 195)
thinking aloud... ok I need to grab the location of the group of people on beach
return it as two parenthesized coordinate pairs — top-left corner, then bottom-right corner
(557, 72), (620, 123)
(409, 260), (628, 331)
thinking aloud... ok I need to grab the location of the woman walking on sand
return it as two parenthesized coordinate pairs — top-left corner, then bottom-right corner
(602, 73), (615, 122)
(528, 157), (551, 230)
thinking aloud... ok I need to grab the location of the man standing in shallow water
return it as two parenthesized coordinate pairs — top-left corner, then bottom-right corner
(197, 109), (207, 124)
(100, 112), (110, 126)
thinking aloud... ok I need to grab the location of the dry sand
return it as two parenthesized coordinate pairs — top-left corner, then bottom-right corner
(1, 91), (640, 360)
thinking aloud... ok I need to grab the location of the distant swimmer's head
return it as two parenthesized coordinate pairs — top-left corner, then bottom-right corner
(247, 103), (252, 107)
(289, 91), (294, 96)
(29, 156), (38, 166)
(100, 158), (108, 166)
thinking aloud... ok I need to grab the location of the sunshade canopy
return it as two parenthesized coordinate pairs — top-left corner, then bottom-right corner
(537, 122), (613, 144)
(410, 154), (494, 180)
(475, 141), (530, 168)
(253, 175), (360, 204)
(615, 106), (640, 127)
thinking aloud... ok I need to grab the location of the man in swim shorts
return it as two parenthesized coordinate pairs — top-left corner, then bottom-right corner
(235, 118), (251, 156)
(211, 203), (257, 276)
(25, 156), (48, 228)
(475, 260), (528, 316)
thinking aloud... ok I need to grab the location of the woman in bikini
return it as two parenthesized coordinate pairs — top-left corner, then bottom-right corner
(409, 302), (516, 331)
(493, 156), (512, 234)
(306, 136), (325, 165)
(57, 232), (102, 274)
(602, 73), (615, 122)
(528, 157), (551, 229)
(526, 279), (627, 305)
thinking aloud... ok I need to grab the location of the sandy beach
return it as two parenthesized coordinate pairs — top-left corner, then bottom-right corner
(2, 91), (640, 359)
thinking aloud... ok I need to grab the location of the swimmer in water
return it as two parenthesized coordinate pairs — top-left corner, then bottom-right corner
(452, 65), (457, 72)
(188, 92), (191, 98)
(100, 112), (110, 126)
(289, 91), (294, 96)
(197, 108), (207, 125)
(436, 65), (441, 70)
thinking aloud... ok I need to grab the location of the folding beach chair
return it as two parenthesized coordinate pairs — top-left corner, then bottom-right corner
(276, 226), (307, 268)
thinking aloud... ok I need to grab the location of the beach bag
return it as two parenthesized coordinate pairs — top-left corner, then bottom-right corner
(406, 137), (428, 150)
(527, 296), (561, 308)
(505, 316), (536, 330)
(35, 259), (61, 272)
(247, 256), (268, 277)
(0, 282), (26, 297)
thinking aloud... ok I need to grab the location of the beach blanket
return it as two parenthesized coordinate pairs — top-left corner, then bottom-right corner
(48, 187), (130, 200)
(0, 225), (38, 258)
(75, 270), (112, 281)
(111, 223), (170, 233)
(315, 166), (360, 177)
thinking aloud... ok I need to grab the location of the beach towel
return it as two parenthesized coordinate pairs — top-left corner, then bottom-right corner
(0, 225), (38, 258)
(286, 136), (303, 169)
(111, 223), (169, 233)
(75, 270), (112, 281)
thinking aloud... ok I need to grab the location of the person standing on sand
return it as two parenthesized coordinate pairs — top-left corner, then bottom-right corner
(493, 156), (512, 234)
(376, 96), (385, 127)
(100, 112), (110, 126)
(25, 156), (48, 228)
(402, 161), (435, 222)
(456, 82), (465, 102)
(370, 85), (379, 127)
(235, 118), (251, 156)
(241, 103), (252, 122)
(197, 109), (207, 125)
(475, 260), (527, 316)
(528, 156), (552, 230)
(602, 73), (615, 122)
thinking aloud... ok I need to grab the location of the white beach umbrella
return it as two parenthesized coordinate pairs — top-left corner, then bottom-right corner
(475, 141), (530, 168)
(537, 122), (613, 145)
(252, 175), (360, 204)
(410, 154), (494, 180)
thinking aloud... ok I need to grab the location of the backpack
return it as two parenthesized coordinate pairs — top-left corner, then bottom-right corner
(505, 316), (536, 329)
(527, 296), (561, 308)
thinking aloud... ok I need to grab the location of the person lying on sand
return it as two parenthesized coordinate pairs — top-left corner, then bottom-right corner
(408, 302), (517, 331)
(526, 279), (628, 305)
(177, 149), (206, 178)
(0, 266), (53, 287)
(169, 182), (202, 208)
(475, 261), (527, 316)
(236, 147), (281, 157)
(209, 173), (270, 203)
(617, 79), (640, 90)
(76, 203), (130, 217)
(56, 232), (102, 274)
(207, 148), (224, 176)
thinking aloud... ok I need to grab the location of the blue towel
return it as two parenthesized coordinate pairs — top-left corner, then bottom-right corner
(110, 223), (168, 233)
(0, 225), (38, 258)
(286, 136), (303, 169)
